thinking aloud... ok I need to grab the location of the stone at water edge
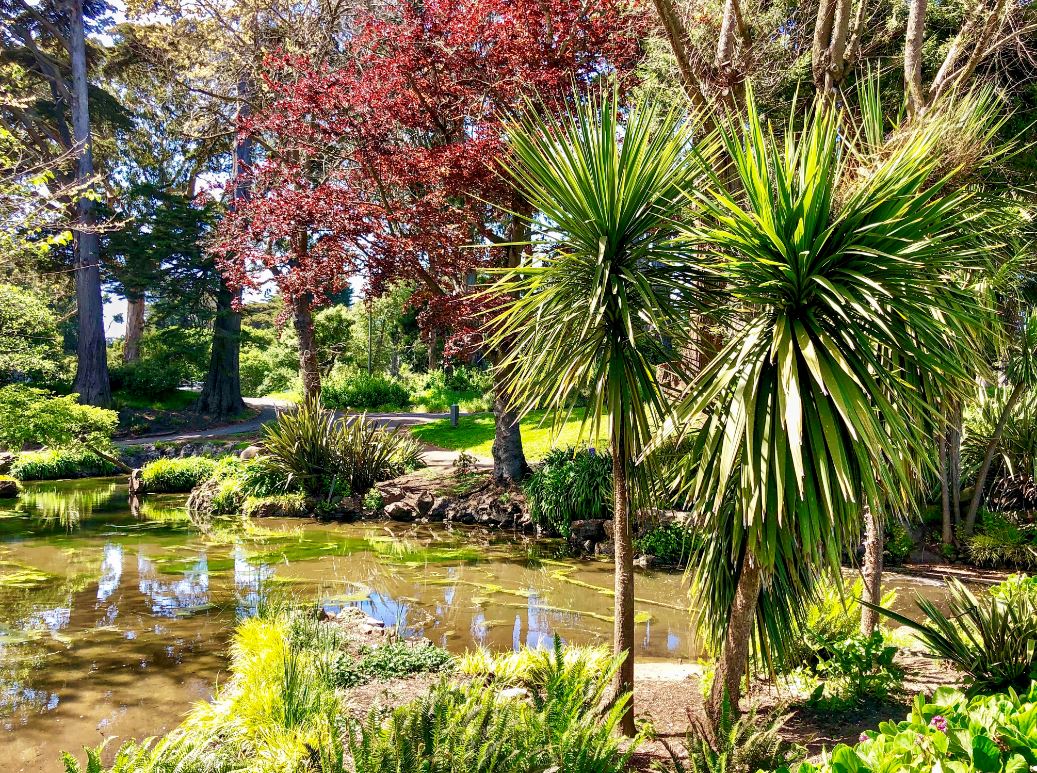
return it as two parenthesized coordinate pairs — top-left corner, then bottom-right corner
(0, 452), (15, 475)
(416, 490), (435, 516)
(0, 477), (20, 499)
(385, 501), (416, 522)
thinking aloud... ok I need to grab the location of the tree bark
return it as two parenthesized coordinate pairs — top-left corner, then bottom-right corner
(123, 296), (145, 363)
(904, 0), (929, 116)
(199, 77), (250, 418)
(706, 551), (763, 731)
(69, 0), (110, 407)
(197, 283), (245, 418)
(939, 433), (954, 546)
(490, 367), (528, 485)
(293, 295), (321, 401)
(611, 430), (636, 737)
(649, 0), (706, 108)
(964, 381), (1025, 535)
(860, 506), (884, 636)
(949, 401), (963, 526)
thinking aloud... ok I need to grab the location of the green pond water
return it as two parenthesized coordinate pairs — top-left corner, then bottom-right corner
(0, 478), (950, 771)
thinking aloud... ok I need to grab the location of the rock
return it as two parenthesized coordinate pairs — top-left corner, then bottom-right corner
(240, 445), (263, 460)
(0, 476), (20, 499)
(376, 483), (407, 507)
(385, 501), (416, 522)
(498, 687), (530, 701)
(416, 491), (435, 516)
(595, 540), (615, 557)
(570, 519), (607, 543)
(634, 554), (657, 569)
(427, 497), (450, 521)
(0, 452), (14, 475)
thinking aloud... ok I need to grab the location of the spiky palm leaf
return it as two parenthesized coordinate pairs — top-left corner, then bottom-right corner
(665, 86), (988, 658)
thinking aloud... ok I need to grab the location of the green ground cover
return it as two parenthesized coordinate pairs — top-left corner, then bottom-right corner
(410, 408), (602, 461)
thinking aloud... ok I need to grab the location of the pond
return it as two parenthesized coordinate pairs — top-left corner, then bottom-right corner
(0, 478), (950, 771)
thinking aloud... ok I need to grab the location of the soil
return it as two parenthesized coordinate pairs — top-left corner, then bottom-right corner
(115, 404), (262, 438)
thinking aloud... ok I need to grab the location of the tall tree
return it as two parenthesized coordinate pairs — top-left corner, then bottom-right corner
(489, 90), (709, 735)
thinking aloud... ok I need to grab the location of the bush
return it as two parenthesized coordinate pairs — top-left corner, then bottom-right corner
(12, 449), (118, 480)
(239, 345), (298, 397)
(333, 640), (454, 687)
(0, 385), (117, 451)
(869, 575), (1037, 694)
(523, 447), (612, 536)
(109, 326), (210, 398)
(884, 523), (914, 565)
(780, 682), (1037, 773)
(322, 371), (411, 410)
(348, 638), (636, 773)
(407, 366), (494, 412)
(187, 457), (298, 518)
(795, 631), (904, 711)
(657, 701), (804, 773)
(965, 510), (1037, 569)
(138, 457), (219, 493)
(635, 521), (700, 567)
(262, 397), (425, 498)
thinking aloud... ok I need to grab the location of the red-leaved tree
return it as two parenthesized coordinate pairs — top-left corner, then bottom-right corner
(213, 0), (647, 480)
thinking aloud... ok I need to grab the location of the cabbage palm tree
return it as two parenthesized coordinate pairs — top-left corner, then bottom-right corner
(488, 88), (712, 735)
(667, 88), (988, 730)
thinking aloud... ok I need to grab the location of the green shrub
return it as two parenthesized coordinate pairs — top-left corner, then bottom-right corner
(322, 371), (411, 410)
(239, 345), (298, 397)
(408, 366), (494, 412)
(108, 326), (210, 398)
(138, 456), (219, 493)
(12, 449), (118, 480)
(333, 640), (454, 687)
(524, 447), (612, 536)
(797, 631), (904, 711)
(884, 523), (914, 565)
(635, 521), (700, 567)
(779, 682), (1037, 773)
(656, 701), (804, 773)
(868, 575), (1037, 694)
(348, 638), (636, 773)
(0, 385), (117, 451)
(965, 511), (1037, 569)
(262, 397), (425, 498)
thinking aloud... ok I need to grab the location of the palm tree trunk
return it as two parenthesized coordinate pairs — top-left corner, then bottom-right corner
(611, 428), (636, 737)
(706, 550), (762, 732)
(949, 401), (963, 525)
(939, 433), (953, 546)
(69, 0), (110, 407)
(293, 294), (321, 401)
(904, 0), (929, 116)
(964, 381), (1025, 535)
(860, 506), (884, 635)
(123, 297), (145, 363)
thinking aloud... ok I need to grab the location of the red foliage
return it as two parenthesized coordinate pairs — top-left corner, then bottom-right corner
(213, 0), (647, 344)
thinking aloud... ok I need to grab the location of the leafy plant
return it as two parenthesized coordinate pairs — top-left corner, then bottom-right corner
(884, 524), (915, 565)
(655, 700), (805, 773)
(865, 576), (1037, 694)
(635, 521), (700, 567)
(965, 511), (1037, 569)
(800, 631), (904, 711)
(138, 456), (219, 493)
(322, 371), (411, 411)
(11, 448), (118, 480)
(778, 682), (1037, 773)
(523, 447), (612, 536)
(0, 385), (117, 452)
(334, 640), (454, 688)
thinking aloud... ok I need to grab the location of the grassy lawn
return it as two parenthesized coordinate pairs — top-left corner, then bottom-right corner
(409, 408), (603, 461)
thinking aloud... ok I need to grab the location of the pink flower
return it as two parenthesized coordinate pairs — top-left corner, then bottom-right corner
(858, 732), (869, 743)
(930, 715), (948, 733)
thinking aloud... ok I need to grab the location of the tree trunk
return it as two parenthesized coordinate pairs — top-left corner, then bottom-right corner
(706, 552), (763, 731)
(964, 381), (1025, 535)
(293, 295), (321, 401)
(123, 297), (145, 363)
(611, 432), (636, 737)
(197, 284), (245, 418)
(199, 77), (250, 418)
(939, 433), (954, 546)
(860, 506), (884, 636)
(69, 0), (110, 407)
(490, 366), (528, 485)
(949, 401), (963, 526)
(904, 0), (929, 116)
(649, 0), (706, 107)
